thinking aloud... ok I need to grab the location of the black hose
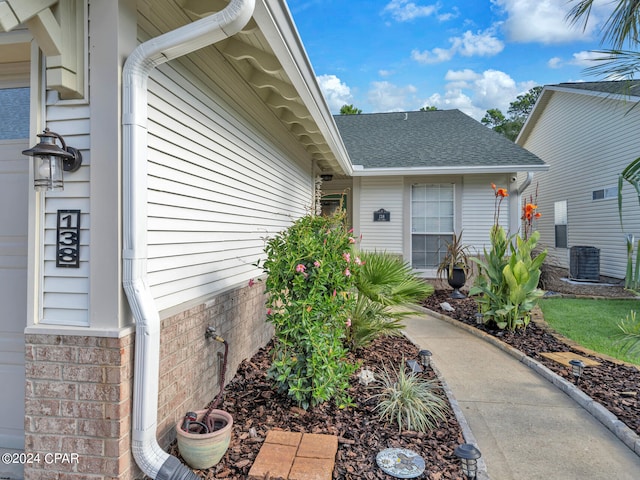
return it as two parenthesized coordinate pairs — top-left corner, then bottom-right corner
(180, 336), (229, 434)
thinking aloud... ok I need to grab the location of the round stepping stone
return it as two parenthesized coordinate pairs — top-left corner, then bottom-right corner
(376, 447), (425, 478)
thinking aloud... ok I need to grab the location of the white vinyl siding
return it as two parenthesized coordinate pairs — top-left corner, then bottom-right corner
(521, 90), (640, 278)
(41, 99), (91, 326)
(461, 174), (510, 254)
(146, 63), (312, 311)
(358, 177), (403, 253)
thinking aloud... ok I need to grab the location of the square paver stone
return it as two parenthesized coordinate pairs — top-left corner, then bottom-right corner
(248, 443), (297, 480)
(265, 430), (303, 447)
(296, 433), (338, 459)
(288, 456), (335, 480)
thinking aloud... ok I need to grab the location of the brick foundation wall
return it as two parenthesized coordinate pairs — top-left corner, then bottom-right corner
(24, 333), (136, 480)
(156, 281), (272, 448)
(23, 281), (271, 479)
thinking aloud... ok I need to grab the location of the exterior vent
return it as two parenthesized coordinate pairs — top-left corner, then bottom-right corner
(569, 246), (600, 281)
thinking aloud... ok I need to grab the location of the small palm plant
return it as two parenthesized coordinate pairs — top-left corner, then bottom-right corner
(617, 310), (640, 359)
(348, 252), (433, 350)
(370, 360), (449, 432)
(436, 231), (471, 282)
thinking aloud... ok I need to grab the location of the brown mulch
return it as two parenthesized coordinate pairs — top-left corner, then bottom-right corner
(174, 334), (467, 479)
(172, 268), (639, 479)
(421, 285), (640, 439)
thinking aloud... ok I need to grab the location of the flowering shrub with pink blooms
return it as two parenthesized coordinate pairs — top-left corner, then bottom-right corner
(261, 211), (358, 409)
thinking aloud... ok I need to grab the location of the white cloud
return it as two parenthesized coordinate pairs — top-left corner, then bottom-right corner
(383, 0), (439, 22)
(453, 30), (505, 57)
(378, 69), (394, 77)
(367, 81), (418, 112)
(316, 74), (353, 112)
(425, 69), (537, 120)
(546, 50), (609, 69)
(548, 56), (562, 69)
(412, 29), (504, 65)
(570, 50), (608, 66)
(490, 0), (605, 44)
(411, 47), (454, 64)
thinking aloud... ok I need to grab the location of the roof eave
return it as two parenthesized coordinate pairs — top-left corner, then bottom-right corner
(253, 0), (352, 176)
(351, 164), (549, 176)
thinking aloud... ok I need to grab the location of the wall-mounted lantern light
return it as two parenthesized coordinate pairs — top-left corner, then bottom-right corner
(22, 128), (82, 191)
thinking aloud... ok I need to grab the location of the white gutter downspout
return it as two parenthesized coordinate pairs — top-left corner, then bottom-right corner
(509, 172), (535, 234)
(122, 1), (255, 479)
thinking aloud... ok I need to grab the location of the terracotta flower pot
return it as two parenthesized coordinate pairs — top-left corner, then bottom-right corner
(176, 409), (233, 469)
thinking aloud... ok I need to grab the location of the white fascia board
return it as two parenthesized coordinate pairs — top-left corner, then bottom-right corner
(351, 164), (550, 176)
(545, 84), (640, 103)
(252, 0), (352, 175)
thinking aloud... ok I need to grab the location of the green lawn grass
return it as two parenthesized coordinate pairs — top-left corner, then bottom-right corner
(538, 297), (640, 365)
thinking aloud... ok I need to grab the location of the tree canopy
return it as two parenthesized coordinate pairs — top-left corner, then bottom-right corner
(339, 104), (362, 115)
(481, 86), (543, 141)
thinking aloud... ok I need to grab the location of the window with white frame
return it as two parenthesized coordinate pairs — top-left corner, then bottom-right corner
(554, 200), (568, 248)
(411, 184), (454, 269)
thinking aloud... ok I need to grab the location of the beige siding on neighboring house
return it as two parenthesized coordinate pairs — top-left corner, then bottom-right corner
(521, 90), (640, 278)
(41, 99), (91, 326)
(358, 176), (404, 254)
(146, 63), (313, 311)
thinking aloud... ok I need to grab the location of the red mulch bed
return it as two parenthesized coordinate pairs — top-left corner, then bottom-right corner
(171, 334), (468, 479)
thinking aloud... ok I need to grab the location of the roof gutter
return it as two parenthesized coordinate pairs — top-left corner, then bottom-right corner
(350, 164), (549, 176)
(122, 1), (255, 479)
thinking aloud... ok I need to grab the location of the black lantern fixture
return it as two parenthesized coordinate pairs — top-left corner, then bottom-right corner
(454, 443), (482, 479)
(22, 128), (82, 191)
(418, 349), (432, 368)
(569, 359), (585, 383)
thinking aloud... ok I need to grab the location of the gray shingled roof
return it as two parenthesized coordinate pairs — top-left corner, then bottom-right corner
(551, 80), (640, 96)
(333, 109), (545, 170)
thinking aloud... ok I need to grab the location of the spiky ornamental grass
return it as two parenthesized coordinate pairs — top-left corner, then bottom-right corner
(371, 360), (449, 432)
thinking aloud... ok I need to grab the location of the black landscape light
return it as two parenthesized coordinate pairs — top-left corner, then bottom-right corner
(569, 359), (585, 383)
(22, 128), (82, 191)
(454, 443), (482, 479)
(418, 349), (432, 368)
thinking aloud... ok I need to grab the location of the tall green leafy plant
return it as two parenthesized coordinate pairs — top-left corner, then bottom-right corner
(470, 185), (547, 331)
(261, 211), (357, 409)
(618, 157), (640, 290)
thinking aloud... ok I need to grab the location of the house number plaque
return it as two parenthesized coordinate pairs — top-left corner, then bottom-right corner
(373, 208), (390, 222)
(56, 210), (80, 268)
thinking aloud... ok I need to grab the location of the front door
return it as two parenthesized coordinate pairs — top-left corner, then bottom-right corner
(0, 85), (30, 450)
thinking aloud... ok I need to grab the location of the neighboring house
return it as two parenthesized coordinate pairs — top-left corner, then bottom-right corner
(331, 110), (548, 275)
(517, 81), (640, 281)
(0, 1), (351, 479)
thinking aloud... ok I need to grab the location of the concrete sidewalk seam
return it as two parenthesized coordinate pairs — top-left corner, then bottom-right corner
(412, 305), (640, 458)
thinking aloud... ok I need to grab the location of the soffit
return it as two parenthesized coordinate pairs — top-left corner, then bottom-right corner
(143, 0), (344, 175)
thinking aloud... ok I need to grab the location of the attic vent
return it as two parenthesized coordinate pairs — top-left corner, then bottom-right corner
(569, 246), (600, 281)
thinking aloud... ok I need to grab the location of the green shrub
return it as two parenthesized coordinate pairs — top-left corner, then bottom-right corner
(371, 360), (449, 432)
(261, 211), (357, 409)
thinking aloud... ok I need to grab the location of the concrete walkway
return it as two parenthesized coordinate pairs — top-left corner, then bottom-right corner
(403, 308), (640, 480)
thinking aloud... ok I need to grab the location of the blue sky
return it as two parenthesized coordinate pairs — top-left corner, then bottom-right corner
(286, 0), (615, 120)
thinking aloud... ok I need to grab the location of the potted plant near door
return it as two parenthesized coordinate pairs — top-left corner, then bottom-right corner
(437, 232), (471, 299)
